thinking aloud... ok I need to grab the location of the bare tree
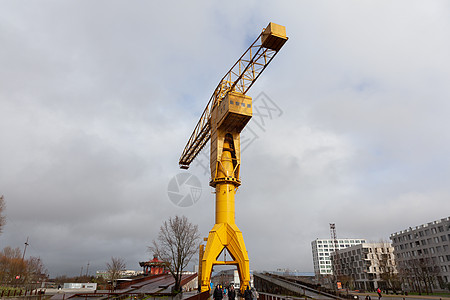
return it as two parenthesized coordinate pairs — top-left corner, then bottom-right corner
(106, 257), (126, 290)
(0, 246), (26, 285)
(149, 215), (200, 293)
(398, 256), (440, 294)
(0, 195), (6, 235)
(25, 257), (47, 286)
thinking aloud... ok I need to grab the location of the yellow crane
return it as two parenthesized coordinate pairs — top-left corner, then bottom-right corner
(179, 22), (288, 293)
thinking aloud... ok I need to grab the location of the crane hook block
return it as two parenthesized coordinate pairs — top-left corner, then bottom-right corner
(261, 22), (288, 51)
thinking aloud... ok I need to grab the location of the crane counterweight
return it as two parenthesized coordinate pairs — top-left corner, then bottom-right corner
(262, 22), (288, 51)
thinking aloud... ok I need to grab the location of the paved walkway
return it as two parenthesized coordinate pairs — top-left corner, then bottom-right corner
(355, 293), (450, 300)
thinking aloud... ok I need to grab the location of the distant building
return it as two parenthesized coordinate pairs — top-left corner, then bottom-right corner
(390, 216), (450, 292)
(311, 238), (366, 277)
(211, 269), (254, 289)
(96, 269), (143, 279)
(331, 242), (397, 291)
(63, 283), (97, 290)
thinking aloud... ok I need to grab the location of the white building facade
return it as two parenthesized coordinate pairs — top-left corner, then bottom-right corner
(331, 243), (397, 291)
(311, 238), (366, 277)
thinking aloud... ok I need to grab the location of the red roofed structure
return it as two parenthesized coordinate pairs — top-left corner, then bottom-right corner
(139, 255), (169, 275)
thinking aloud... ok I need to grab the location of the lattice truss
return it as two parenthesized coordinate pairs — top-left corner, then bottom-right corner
(179, 31), (281, 169)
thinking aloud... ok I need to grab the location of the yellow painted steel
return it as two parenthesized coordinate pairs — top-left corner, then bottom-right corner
(178, 22), (288, 294)
(200, 137), (250, 293)
(179, 22), (288, 169)
(199, 94), (252, 294)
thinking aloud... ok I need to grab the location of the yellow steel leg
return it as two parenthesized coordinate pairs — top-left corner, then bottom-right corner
(200, 222), (250, 293)
(200, 139), (250, 294)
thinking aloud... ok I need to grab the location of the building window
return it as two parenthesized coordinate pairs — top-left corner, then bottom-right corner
(441, 235), (447, 242)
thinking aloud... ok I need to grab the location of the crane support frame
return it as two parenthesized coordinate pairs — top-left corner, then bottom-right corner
(178, 22), (287, 294)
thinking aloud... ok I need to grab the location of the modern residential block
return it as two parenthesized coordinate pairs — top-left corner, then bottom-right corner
(330, 243), (397, 291)
(390, 216), (450, 291)
(311, 238), (366, 277)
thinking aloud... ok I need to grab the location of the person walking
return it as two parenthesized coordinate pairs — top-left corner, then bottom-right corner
(376, 288), (382, 299)
(244, 286), (252, 300)
(228, 285), (236, 300)
(251, 287), (259, 300)
(213, 285), (223, 300)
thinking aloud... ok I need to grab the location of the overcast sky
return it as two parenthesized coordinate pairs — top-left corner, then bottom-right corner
(1, 1), (450, 277)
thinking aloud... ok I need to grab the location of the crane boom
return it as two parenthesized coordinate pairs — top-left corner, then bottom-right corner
(179, 23), (287, 169)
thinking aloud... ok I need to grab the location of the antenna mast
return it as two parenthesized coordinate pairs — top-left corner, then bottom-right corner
(330, 223), (340, 289)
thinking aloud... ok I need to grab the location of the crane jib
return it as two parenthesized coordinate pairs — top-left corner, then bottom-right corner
(179, 22), (288, 169)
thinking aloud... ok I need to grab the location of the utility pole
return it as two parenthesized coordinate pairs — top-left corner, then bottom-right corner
(86, 262), (90, 277)
(22, 237), (29, 260)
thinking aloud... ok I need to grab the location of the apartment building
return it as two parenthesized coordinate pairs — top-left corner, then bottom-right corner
(390, 216), (450, 291)
(311, 238), (366, 277)
(331, 243), (397, 291)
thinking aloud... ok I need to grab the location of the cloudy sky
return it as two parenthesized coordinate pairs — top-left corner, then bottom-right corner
(1, 1), (450, 277)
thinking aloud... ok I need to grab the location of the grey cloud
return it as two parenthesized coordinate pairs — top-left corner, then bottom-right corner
(1, 1), (450, 276)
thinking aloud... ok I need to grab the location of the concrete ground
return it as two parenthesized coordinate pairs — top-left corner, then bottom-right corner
(355, 292), (450, 300)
